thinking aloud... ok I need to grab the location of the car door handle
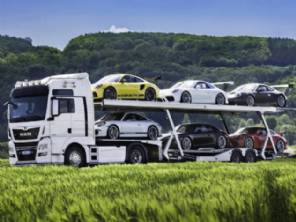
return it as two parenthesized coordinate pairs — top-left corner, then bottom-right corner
(67, 128), (72, 134)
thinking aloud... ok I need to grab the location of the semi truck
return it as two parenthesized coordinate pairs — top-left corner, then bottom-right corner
(6, 73), (280, 166)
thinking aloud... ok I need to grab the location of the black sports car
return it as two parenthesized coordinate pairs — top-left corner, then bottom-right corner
(164, 123), (229, 150)
(227, 83), (287, 107)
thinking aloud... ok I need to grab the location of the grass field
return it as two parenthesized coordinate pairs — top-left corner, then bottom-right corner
(1, 159), (296, 221)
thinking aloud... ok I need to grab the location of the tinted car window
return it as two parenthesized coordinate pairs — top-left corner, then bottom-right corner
(133, 76), (144, 83)
(257, 85), (268, 92)
(135, 114), (146, 121)
(124, 114), (136, 121)
(121, 75), (131, 82)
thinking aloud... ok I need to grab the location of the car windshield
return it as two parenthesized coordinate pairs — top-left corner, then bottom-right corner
(99, 112), (125, 121)
(9, 86), (48, 123)
(95, 75), (122, 85)
(231, 84), (256, 93)
(171, 81), (195, 89)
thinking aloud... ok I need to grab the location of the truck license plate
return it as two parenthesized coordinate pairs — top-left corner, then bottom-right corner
(22, 150), (32, 155)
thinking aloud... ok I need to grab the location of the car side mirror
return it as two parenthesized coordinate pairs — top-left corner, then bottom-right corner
(52, 98), (59, 116)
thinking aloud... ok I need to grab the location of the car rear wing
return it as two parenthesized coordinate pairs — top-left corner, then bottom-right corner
(213, 81), (234, 91)
(271, 83), (294, 95)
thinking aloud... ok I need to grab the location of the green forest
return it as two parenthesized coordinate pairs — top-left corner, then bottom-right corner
(1, 32), (296, 143)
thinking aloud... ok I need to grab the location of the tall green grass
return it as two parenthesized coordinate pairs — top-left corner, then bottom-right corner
(1, 159), (296, 221)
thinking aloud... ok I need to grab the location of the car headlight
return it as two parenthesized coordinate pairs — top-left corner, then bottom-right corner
(172, 89), (179, 93)
(96, 121), (106, 127)
(95, 84), (103, 89)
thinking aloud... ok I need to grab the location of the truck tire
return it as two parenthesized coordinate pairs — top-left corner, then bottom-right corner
(65, 145), (86, 167)
(244, 149), (256, 163)
(126, 143), (147, 164)
(230, 149), (243, 163)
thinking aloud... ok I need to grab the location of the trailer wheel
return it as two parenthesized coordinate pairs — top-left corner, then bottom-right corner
(126, 144), (147, 164)
(230, 149), (243, 163)
(244, 149), (256, 163)
(65, 145), (86, 167)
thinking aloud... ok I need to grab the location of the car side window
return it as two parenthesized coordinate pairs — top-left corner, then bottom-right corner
(59, 98), (75, 114)
(257, 85), (267, 92)
(123, 114), (136, 121)
(195, 83), (204, 89)
(133, 76), (144, 83)
(135, 114), (146, 121)
(121, 75), (131, 83)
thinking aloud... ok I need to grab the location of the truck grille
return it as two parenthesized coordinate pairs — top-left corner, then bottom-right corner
(13, 128), (40, 140)
(15, 142), (38, 161)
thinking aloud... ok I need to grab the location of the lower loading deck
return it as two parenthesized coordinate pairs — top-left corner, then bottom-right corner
(91, 138), (276, 164)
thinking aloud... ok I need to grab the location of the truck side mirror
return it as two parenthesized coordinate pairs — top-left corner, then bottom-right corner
(52, 99), (59, 116)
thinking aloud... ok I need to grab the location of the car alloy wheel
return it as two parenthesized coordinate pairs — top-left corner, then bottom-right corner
(104, 87), (117, 99)
(148, 126), (158, 140)
(180, 91), (192, 103)
(217, 135), (227, 149)
(145, 88), (156, 101)
(108, 125), (119, 139)
(277, 95), (286, 107)
(216, 94), (226, 105)
(246, 95), (255, 106)
(181, 137), (192, 150)
(244, 136), (254, 149)
(276, 140), (285, 154)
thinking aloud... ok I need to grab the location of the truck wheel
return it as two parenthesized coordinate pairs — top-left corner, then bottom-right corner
(126, 144), (147, 164)
(215, 93), (226, 105)
(147, 126), (158, 140)
(277, 95), (286, 107)
(180, 91), (192, 103)
(145, 88), (156, 101)
(107, 125), (119, 140)
(230, 149), (243, 163)
(104, 87), (117, 100)
(244, 149), (256, 163)
(65, 146), (86, 167)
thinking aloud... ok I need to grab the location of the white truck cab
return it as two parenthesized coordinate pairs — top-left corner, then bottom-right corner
(7, 73), (96, 165)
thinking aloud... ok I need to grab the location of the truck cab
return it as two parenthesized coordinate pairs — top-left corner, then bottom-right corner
(7, 73), (95, 165)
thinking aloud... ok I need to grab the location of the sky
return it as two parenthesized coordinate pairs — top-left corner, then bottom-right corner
(1, 0), (296, 50)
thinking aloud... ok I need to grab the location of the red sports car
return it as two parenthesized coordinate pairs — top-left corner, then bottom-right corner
(229, 126), (287, 153)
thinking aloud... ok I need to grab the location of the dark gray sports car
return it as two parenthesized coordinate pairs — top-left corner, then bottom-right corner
(164, 123), (229, 150)
(227, 83), (287, 107)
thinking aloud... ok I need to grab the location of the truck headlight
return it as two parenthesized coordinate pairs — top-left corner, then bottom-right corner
(38, 144), (48, 150)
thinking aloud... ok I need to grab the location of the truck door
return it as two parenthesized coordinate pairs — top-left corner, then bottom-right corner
(71, 97), (86, 136)
(49, 97), (75, 154)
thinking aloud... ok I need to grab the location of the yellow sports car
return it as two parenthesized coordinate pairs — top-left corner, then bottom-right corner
(92, 74), (160, 101)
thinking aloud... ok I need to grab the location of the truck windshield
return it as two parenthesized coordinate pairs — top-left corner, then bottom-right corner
(9, 86), (49, 123)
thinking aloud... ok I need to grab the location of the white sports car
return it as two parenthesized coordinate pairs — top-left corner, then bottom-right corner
(95, 112), (162, 140)
(160, 80), (232, 104)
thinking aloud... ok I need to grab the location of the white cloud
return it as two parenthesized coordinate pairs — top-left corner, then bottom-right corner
(103, 25), (132, 33)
